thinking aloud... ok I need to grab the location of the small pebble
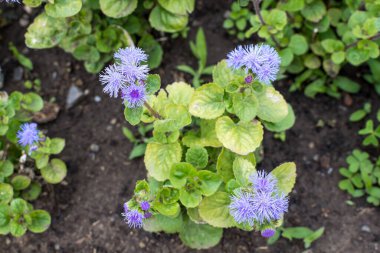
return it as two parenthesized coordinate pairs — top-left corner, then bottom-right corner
(138, 242), (146, 248)
(54, 244), (60, 251)
(12, 67), (24, 81)
(66, 85), (83, 109)
(308, 142), (315, 149)
(361, 225), (371, 233)
(94, 96), (101, 102)
(110, 118), (117, 125)
(327, 167), (333, 175)
(90, 144), (100, 153)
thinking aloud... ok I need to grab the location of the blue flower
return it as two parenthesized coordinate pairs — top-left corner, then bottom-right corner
(261, 228), (276, 238)
(119, 63), (149, 84)
(121, 83), (147, 108)
(114, 47), (148, 65)
(140, 201), (150, 211)
(250, 171), (277, 194)
(229, 190), (256, 225)
(226, 44), (281, 84)
(124, 209), (144, 228)
(251, 191), (288, 224)
(17, 123), (40, 148)
(99, 64), (125, 98)
(226, 45), (247, 69)
(1, 0), (20, 3)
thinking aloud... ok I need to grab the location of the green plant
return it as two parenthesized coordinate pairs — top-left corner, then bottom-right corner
(0, 91), (67, 237)
(101, 44), (297, 249)
(122, 123), (153, 160)
(23, 0), (195, 73)
(339, 149), (380, 206)
(177, 28), (215, 87)
(359, 120), (380, 147)
(268, 226), (325, 249)
(224, 0), (380, 98)
(9, 42), (33, 71)
(349, 102), (371, 122)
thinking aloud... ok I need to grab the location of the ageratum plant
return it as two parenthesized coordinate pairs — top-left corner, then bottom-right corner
(224, 0), (380, 98)
(0, 91), (67, 237)
(20, 0), (195, 73)
(100, 45), (297, 249)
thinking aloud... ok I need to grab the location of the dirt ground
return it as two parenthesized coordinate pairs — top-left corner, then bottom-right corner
(0, 1), (379, 253)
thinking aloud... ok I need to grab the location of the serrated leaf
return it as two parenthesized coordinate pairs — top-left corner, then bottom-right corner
(189, 83), (225, 119)
(271, 162), (296, 195)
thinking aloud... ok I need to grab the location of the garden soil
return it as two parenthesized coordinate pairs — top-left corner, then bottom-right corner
(0, 1), (379, 253)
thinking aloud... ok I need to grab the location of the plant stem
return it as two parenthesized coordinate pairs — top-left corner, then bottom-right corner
(144, 101), (162, 120)
(346, 32), (380, 49)
(251, 0), (281, 48)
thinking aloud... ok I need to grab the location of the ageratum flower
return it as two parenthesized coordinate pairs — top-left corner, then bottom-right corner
(121, 83), (147, 108)
(114, 47), (148, 65)
(226, 44), (281, 84)
(140, 201), (150, 211)
(229, 190), (256, 225)
(17, 123), (40, 148)
(250, 171), (277, 194)
(99, 64), (125, 98)
(251, 191), (288, 224)
(261, 228), (276, 238)
(1, 0), (20, 3)
(124, 209), (144, 228)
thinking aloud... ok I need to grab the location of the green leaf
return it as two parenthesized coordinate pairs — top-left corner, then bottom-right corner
(100, 0), (138, 18)
(216, 116), (263, 156)
(10, 220), (26, 237)
(129, 144), (146, 160)
(145, 142), (182, 181)
(166, 82), (194, 106)
(10, 198), (29, 215)
(21, 92), (43, 112)
(73, 45), (100, 63)
(40, 159), (67, 184)
(143, 213), (183, 234)
(346, 47), (369, 66)
(189, 83), (225, 119)
(271, 162), (297, 195)
(198, 191), (235, 228)
(23, 0), (42, 8)
(138, 35), (163, 69)
(8, 42), (33, 71)
(263, 104), (296, 132)
(233, 157), (256, 186)
(49, 138), (65, 154)
(0, 183), (13, 205)
(279, 0), (304, 11)
(279, 48), (294, 67)
(169, 162), (196, 188)
(198, 170), (222, 196)
(349, 110), (367, 122)
(216, 148), (236, 183)
(27, 210), (51, 233)
(45, 0), (82, 18)
(304, 54), (321, 69)
(185, 147), (209, 169)
(0, 160), (14, 178)
(301, 0), (326, 22)
(331, 51), (346, 65)
(179, 216), (223, 249)
(177, 65), (196, 75)
(304, 227), (325, 248)
(333, 76), (360, 93)
(321, 39), (344, 54)
(22, 182), (42, 201)
(256, 87), (289, 123)
(179, 187), (202, 208)
(282, 227), (314, 240)
(0, 204), (11, 227)
(155, 104), (191, 132)
(212, 60), (244, 88)
(232, 93), (258, 122)
(158, 0), (194, 15)
(289, 34), (309, 56)
(145, 74), (161, 95)
(11, 175), (31, 191)
(149, 5), (188, 33)
(34, 152), (49, 169)
(124, 106), (143, 126)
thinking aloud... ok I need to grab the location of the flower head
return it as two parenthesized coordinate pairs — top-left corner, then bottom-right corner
(17, 123), (40, 148)
(251, 191), (288, 224)
(226, 44), (281, 85)
(124, 209), (144, 228)
(261, 228), (276, 238)
(119, 63), (149, 84)
(99, 64), (125, 98)
(121, 84), (146, 108)
(229, 190), (256, 225)
(114, 47), (148, 65)
(140, 201), (150, 211)
(226, 45), (247, 69)
(250, 171), (277, 194)
(1, 0), (20, 3)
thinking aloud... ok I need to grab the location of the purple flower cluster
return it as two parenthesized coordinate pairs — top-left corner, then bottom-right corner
(122, 201), (151, 228)
(17, 123), (40, 150)
(229, 170), (288, 237)
(1, 0), (19, 3)
(99, 47), (148, 108)
(226, 44), (281, 84)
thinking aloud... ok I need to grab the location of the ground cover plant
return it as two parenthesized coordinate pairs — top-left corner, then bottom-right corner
(99, 44), (297, 249)
(19, 0), (195, 73)
(224, 0), (380, 98)
(0, 91), (66, 237)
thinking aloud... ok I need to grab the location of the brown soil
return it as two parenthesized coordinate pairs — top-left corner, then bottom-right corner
(0, 1), (379, 253)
